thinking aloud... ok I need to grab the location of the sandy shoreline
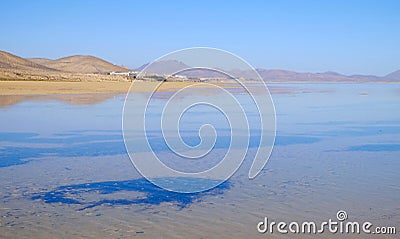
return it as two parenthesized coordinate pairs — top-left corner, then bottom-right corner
(0, 81), (236, 107)
(1, 80), (398, 96)
(0, 80), (238, 95)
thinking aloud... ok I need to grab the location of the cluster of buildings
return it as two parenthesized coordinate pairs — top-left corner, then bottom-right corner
(108, 71), (224, 83)
(108, 71), (138, 77)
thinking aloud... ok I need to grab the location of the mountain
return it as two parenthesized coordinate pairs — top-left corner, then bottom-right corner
(137, 61), (250, 78)
(0, 51), (56, 72)
(384, 70), (400, 81)
(36, 55), (128, 74)
(136, 60), (190, 75)
(135, 59), (399, 82)
(1, 50), (399, 82)
(0, 50), (132, 81)
(255, 69), (377, 82)
(205, 68), (397, 82)
(28, 57), (53, 65)
(1, 51), (128, 75)
(254, 69), (397, 82)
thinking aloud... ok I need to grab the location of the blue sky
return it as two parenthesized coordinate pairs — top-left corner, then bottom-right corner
(1, 0), (399, 75)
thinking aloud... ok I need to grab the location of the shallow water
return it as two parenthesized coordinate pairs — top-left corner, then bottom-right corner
(0, 84), (399, 238)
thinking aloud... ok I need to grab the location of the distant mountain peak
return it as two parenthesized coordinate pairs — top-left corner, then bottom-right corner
(323, 71), (342, 75)
(136, 60), (190, 74)
(385, 70), (400, 79)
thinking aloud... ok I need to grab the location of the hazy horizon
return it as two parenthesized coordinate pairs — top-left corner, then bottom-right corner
(1, 0), (399, 76)
(2, 49), (399, 78)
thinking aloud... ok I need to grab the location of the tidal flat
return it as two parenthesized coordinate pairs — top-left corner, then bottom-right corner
(0, 83), (399, 238)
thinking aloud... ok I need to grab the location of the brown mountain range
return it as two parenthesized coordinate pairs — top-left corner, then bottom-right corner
(0, 51), (56, 72)
(0, 50), (129, 81)
(0, 50), (398, 82)
(29, 55), (127, 74)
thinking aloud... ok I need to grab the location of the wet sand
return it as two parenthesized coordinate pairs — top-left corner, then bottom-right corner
(0, 80), (231, 95)
(1, 83), (398, 238)
(0, 80), (310, 108)
(0, 80), (321, 96)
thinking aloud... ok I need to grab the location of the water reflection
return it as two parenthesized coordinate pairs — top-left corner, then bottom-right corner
(310, 125), (400, 137)
(0, 94), (118, 108)
(31, 177), (230, 210)
(0, 131), (321, 168)
(348, 144), (400, 152)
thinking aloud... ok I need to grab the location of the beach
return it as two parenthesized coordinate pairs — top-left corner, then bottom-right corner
(0, 80), (234, 95)
(1, 0), (399, 238)
(0, 83), (399, 238)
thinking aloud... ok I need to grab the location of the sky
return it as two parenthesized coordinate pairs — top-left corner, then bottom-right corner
(1, 0), (399, 76)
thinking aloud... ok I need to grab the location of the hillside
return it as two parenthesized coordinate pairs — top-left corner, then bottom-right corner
(28, 57), (53, 65)
(0, 51), (130, 82)
(39, 55), (128, 74)
(384, 70), (400, 80)
(0, 51), (56, 72)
